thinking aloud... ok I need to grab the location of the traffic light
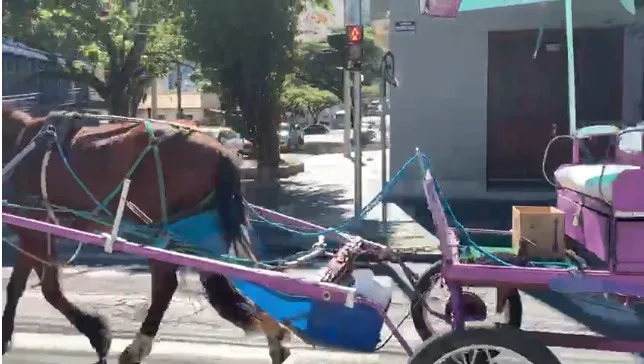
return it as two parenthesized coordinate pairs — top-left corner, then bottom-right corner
(345, 25), (364, 71)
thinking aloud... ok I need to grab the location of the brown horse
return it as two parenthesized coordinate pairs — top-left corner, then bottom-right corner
(1, 106), (290, 364)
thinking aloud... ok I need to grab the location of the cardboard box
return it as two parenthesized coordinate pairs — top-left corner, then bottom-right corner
(512, 206), (566, 260)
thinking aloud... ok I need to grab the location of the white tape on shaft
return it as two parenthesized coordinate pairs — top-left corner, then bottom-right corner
(106, 178), (131, 253)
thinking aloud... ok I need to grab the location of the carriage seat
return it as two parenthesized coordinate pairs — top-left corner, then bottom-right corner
(554, 164), (640, 204)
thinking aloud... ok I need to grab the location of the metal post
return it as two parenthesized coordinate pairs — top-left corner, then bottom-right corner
(176, 61), (183, 119)
(343, 0), (352, 158)
(351, 0), (363, 218)
(343, 71), (352, 158)
(564, 0), (577, 135)
(353, 71), (362, 217)
(380, 77), (388, 223)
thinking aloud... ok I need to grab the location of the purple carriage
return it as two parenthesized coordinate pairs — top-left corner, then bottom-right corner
(4, 122), (644, 364)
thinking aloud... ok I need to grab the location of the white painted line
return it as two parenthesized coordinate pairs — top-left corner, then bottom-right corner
(11, 332), (382, 363)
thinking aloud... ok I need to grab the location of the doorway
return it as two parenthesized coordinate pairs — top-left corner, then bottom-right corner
(487, 30), (570, 184)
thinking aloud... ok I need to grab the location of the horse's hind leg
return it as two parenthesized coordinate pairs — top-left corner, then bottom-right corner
(201, 273), (291, 364)
(2, 235), (34, 354)
(32, 235), (111, 364)
(119, 260), (178, 364)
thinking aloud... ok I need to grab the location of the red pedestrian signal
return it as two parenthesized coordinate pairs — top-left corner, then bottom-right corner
(346, 25), (364, 44)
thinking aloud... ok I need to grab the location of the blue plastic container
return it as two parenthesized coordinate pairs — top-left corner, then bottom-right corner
(233, 279), (387, 352)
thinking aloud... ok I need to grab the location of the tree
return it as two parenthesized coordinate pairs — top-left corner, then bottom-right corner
(294, 26), (385, 100)
(281, 75), (340, 122)
(181, 0), (330, 181)
(3, 0), (184, 116)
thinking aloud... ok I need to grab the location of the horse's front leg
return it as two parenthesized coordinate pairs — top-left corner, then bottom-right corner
(201, 273), (291, 364)
(32, 235), (111, 364)
(119, 260), (178, 364)
(2, 235), (35, 354)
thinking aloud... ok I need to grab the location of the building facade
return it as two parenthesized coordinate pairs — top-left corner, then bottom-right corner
(137, 64), (220, 123)
(388, 0), (641, 202)
(2, 39), (90, 112)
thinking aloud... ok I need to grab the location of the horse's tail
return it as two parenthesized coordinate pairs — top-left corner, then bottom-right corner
(215, 150), (258, 262)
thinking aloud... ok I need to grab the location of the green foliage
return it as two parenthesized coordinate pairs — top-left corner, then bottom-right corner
(181, 0), (331, 176)
(281, 75), (340, 120)
(362, 82), (381, 100)
(3, 0), (184, 115)
(294, 26), (385, 99)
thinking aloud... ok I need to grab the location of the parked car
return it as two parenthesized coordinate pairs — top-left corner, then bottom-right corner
(201, 127), (252, 155)
(303, 123), (330, 135)
(279, 122), (304, 151)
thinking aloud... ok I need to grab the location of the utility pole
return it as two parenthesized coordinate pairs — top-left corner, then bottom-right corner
(150, 78), (158, 118)
(175, 61), (183, 119)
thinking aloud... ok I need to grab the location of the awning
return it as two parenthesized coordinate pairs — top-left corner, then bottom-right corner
(423, 0), (636, 18)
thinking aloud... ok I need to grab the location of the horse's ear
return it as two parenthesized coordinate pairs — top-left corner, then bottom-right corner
(2, 103), (17, 120)
(2, 104), (31, 125)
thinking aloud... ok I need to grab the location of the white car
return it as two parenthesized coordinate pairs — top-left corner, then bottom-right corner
(201, 127), (251, 154)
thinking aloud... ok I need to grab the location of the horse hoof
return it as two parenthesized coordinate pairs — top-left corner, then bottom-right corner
(269, 346), (291, 364)
(2, 340), (12, 355)
(118, 350), (136, 364)
(74, 313), (112, 358)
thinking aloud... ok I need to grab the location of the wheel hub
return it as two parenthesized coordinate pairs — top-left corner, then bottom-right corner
(445, 291), (487, 321)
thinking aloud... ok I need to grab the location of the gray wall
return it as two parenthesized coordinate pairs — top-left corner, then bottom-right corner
(388, 0), (639, 201)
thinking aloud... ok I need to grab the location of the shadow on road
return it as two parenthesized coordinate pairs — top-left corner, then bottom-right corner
(244, 180), (353, 257)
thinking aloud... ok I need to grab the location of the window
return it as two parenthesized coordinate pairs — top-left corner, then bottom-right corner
(157, 114), (166, 120)
(619, 128), (643, 153)
(183, 114), (193, 120)
(218, 130), (237, 140)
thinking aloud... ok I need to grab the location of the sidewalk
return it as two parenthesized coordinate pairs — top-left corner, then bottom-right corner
(242, 150), (438, 258)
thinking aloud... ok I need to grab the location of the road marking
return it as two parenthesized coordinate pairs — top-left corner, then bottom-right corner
(10, 332), (383, 363)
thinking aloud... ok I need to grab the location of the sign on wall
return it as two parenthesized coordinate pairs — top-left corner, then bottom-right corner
(394, 20), (416, 33)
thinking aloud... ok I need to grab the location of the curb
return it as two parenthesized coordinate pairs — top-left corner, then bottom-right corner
(298, 141), (386, 155)
(240, 161), (305, 180)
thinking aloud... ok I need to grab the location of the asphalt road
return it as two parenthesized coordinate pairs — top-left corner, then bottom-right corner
(2, 266), (643, 363)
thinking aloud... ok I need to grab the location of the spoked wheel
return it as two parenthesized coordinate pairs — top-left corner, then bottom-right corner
(411, 262), (523, 340)
(409, 326), (562, 364)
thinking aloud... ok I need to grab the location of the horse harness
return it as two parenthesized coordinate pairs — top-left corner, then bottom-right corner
(6, 111), (215, 235)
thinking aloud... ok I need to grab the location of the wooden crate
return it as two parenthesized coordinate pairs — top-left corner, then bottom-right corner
(512, 206), (566, 260)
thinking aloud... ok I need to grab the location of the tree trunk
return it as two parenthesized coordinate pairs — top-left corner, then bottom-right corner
(254, 114), (280, 183)
(243, 96), (280, 183)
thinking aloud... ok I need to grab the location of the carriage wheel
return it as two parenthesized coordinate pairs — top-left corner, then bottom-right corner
(409, 326), (562, 364)
(411, 262), (523, 340)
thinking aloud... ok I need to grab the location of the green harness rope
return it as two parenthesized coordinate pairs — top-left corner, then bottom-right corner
(4, 118), (297, 269)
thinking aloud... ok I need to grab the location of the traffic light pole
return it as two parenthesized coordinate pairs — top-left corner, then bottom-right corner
(353, 70), (362, 218)
(345, 0), (363, 218)
(343, 1), (352, 159)
(343, 76), (352, 158)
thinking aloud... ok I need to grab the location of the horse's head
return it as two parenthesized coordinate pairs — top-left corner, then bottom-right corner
(2, 104), (35, 165)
